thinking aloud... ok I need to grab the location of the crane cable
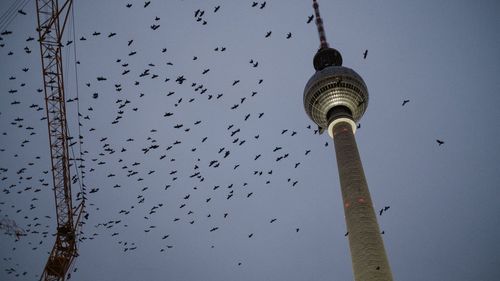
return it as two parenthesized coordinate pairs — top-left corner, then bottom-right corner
(70, 0), (85, 199)
(0, 0), (31, 33)
(63, 1), (86, 277)
(59, 0), (85, 199)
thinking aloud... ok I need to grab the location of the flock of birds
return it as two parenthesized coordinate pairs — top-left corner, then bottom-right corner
(0, 1), (444, 280)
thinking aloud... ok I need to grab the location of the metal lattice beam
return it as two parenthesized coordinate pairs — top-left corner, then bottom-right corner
(35, 0), (83, 280)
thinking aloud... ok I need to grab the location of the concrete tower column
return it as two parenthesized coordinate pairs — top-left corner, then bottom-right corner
(331, 121), (393, 281)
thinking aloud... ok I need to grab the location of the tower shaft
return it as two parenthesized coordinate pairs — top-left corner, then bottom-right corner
(331, 121), (392, 281)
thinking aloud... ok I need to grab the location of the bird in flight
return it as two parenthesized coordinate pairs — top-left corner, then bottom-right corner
(363, 49), (368, 59)
(402, 99), (410, 106)
(436, 139), (444, 146)
(265, 31), (272, 38)
(176, 75), (186, 84)
(307, 14), (314, 24)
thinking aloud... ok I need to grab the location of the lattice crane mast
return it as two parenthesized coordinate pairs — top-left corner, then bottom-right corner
(35, 0), (84, 280)
(0, 217), (25, 240)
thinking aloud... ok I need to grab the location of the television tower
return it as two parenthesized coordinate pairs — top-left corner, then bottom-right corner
(303, 1), (393, 280)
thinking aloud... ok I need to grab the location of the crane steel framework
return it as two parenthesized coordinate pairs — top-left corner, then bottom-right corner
(0, 217), (25, 240)
(35, 0), (84, 280)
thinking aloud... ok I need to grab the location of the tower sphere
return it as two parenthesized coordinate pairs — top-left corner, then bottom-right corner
(303, 61), (369, 133)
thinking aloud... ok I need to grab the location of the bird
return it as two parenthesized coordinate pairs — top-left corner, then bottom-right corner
(402, 99), (410, 106)
(307, 14), (314, 23)
(436, 139), (444, 146)
(214, 5), (220, 13)
(260, 2), (266, 9)
(144, 1), (151, 8)
(175, 76), (186, 84)
(126, 3), (132, 8)
(286, 32), (292, 39)
(265, 31), (272, 38)
(251, 2), (258, 7)
(363, 49), (368, 59)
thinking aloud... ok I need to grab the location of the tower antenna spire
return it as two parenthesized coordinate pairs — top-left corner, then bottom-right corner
(310, 0), (342, 70)
(313, 0), (329, 49)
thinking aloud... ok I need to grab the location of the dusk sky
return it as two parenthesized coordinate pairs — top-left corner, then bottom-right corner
(1, 0), (500, 280)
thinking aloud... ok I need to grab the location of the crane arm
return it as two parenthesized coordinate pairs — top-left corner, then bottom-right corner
(35, 0), (83, 280)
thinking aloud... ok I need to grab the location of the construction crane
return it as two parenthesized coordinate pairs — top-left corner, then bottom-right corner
(0, 217), (25, 240)
(35, 0), (85, 280)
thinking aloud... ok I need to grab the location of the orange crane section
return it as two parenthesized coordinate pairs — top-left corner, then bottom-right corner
(35, 0), (84, 280)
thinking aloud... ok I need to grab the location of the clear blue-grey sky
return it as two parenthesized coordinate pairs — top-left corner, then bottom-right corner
(1, 0), (500, 280)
